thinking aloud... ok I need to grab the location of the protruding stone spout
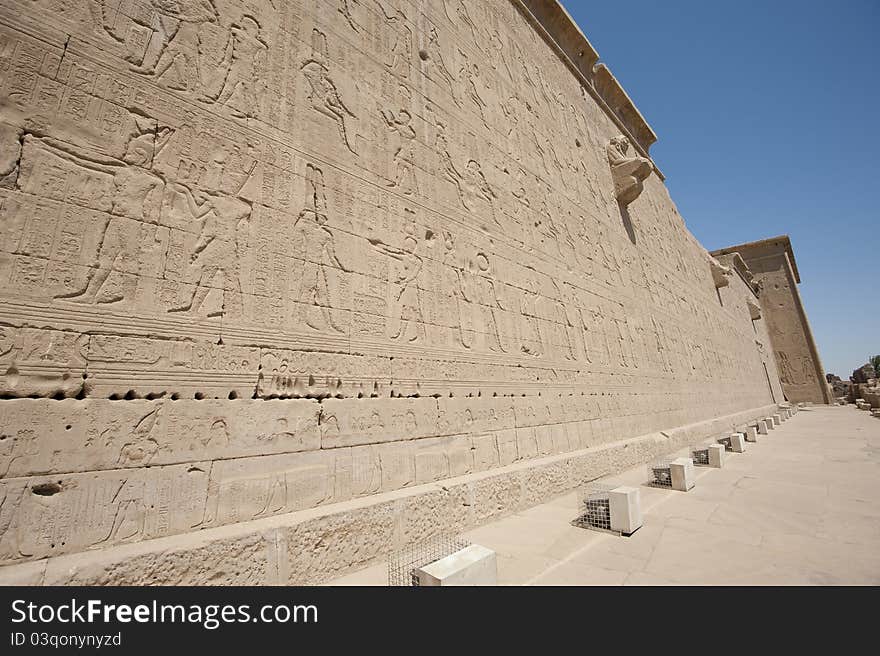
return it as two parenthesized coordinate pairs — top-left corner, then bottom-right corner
(607, 135), (653, 206)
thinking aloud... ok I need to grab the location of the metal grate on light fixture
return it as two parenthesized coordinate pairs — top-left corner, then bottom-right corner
(717, 435), (733, 451)
(691, 447), (710, 466)
(387, 534), (471, 586)
(572, 482), (619, 534)
(648, 460), (673, 488)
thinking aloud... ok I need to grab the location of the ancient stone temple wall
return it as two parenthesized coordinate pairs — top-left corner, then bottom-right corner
(0, 0), (785, 583)
(713, 237), (830, 405)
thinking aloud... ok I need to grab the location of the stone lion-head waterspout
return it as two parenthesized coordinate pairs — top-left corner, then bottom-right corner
(606, 134), (653, 206)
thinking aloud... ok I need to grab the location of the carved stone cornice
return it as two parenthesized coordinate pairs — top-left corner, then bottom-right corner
(513, 0), (663, 179)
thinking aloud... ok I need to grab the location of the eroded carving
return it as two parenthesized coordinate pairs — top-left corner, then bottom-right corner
(606, 135), (652, 206)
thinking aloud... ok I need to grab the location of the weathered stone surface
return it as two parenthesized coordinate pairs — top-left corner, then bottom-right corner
(0, 403), (779, 584)
(0, 0), (808, 583)
(713, 237), (831, 404)
(851, 364), (876, 385)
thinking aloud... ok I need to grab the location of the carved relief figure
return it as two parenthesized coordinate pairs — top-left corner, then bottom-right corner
(443, 232), (472, 350)
(376, 2), (412, 79)
(167, 181), (252, 317)
(370, 216), (431, 343)
(423, 26), (459, 106)
(459, 58), (489, 127)
(103, 478), (147, 544)
(606, 135), (652, 206)
(302, 33), (357, 154)
(117, 408), (162, 466)
(443, 149), (498, 229)
(29, 127), (173, 305)
(444, 0), (479, 42)
(339, 0), (362, 32)
(111, 0), (220, 77)
(290, 164), (350, 333)
(518, 278), (544, 358)
(553, 282), (579, 361)
(202, 16), (268, 118)
(459, 253), (508, 353)
(777, 351), (796, 385)
(381, 88), (418, 195)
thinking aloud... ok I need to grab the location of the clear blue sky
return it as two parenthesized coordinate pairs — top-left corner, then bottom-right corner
(561, 0), (879, 377)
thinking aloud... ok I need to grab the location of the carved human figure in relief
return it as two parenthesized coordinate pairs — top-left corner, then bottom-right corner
(204, 16), (268, 118)
(339, 0), (361, 32)
(459, 59), (489, 127)
(381, 91), (417, 195)
(369, 218), (429, 344)
(424, 27), (459, 106)
(376, 2), (412, 79)
(39, 126), (173, 305)
(106, 0), (220, 75)
(292, 164), (350, 334)
(116, 407), (162, 467)
(777, 351), (797, 385)
(301, 59), (357, 154)
(518, 278), (544, 358)
(444, 0), (479, 42)
(553, 282), (579, 361)
(458, 253), (507, 353)
(167, 182), (252, 317)
(443, 149), (499, 229)
(606, 135), (652, 206)
(442, 231), (472, 350)
(101, 478), (146, 544)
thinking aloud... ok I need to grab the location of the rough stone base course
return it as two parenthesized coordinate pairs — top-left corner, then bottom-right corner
(0, 404), (780, 585)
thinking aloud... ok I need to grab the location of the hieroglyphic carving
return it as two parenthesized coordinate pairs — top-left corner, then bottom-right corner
(369, 215), (432, 343)
(375, 1), (412, 80)
(0, 0), (791, 571)
(381, 85), (417, 195)
(200, 17), (268, 118)
(291, 163), (351, 333)
(301, 30), (357, 154)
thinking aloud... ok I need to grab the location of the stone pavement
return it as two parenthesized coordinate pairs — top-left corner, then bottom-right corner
(330, 406), (880, 585)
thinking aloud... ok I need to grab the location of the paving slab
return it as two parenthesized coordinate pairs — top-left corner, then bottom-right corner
(329, 407), (880, 585)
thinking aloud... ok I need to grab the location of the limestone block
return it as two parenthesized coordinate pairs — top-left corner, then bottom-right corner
(608, 486), (643, 535)
(743, 426), (758, 442)
(707, 444), (725, 468)
(0, 325), (87, 398)
(669, 457), (695, 492)
(319, 398), (440, 448)
(765, 417), (776, 430)
(414, 545), (498, 586)
(86, 335), (260, 399)
(256, 349), (391, 399)
(0, 398), (320, 477)
(757, 420), (769, 435)
(411, 436), (466, 485)
(437, 397), (516, 435)
(772, 414), (781, 426)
